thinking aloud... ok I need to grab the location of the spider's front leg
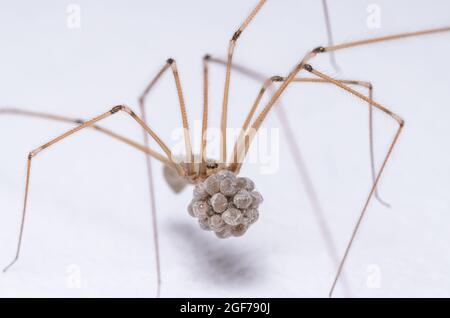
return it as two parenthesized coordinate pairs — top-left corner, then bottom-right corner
(2, 105), (184, 273)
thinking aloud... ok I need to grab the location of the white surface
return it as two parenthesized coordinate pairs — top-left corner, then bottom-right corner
(0, 0), (449, 298)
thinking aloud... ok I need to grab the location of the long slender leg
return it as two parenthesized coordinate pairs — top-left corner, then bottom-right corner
(139, 59), (194, 174)
(210, 25), (447, 297)
(138, 58), (194, 296)
(0, 108), (171, 166)
(2, 105), (185, 272)
(235, 26), (449, 166)
(199, 55), (211, 177)
(230, 77), (373, 171)
(138, 63), (169, 299)
(204, 56), (354, 295)
(139, 124), (161, 298)
(225, 74), (389, 206)
(302, 65), (404, 297)
(0, 106), (176, 291)
(367, 86), (391, 207)
(322, 27), (450, 53)
(220, 0), (267, 163)
(300, 66), (402, 296)
(233, 64), (403, 296)
(218, 0), (340, 163)
(138, 60), (177, 298)
(231, 26), (450, 200)
(321, 0), (340, 71)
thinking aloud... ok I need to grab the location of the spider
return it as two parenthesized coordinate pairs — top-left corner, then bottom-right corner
(1, 0), (449, 297)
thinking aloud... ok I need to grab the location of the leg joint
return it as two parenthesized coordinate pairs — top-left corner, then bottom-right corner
(231, 30), (242, 41)
(111, 105), (125, 114)
(312, 46), (326, 54)
(270, 75), (284, 82)
(303, 64), (314, 72)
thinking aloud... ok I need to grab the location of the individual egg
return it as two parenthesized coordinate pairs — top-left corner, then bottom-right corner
(220, 177), (238, 196)
(209, 214), (226, 232)
(210, 193), (228, 213)
(231, 224), (248, 237)
(222, 208), (242, 226)
(233, 190), (253, 209)
(192, 201), (210, 218)
(204, 175), (220, 195)
(250, 191), (264, 208)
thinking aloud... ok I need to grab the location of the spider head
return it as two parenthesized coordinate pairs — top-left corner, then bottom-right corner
(188, 169), (263, 238)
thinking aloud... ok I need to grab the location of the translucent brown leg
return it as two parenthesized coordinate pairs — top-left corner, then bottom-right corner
(210, 24), (447, 297)
(138, 59), (191, 298)
(321, 0), (340, 71)
(234, 26), (450, 167)
(232, 64), (403, 297)
(198, 55), (211, 177)
(226, 75), (389, 206)
(0, 108), (171, 166)
(2, 105), (184, 273)
(367, 86), (391, 208)
(218, 0), (339, 163)
(303, 65), (404, 297)
(0, 107), (171, 298)
(220, 0), (267, 163)
(139, 59), (194, 174)
(204, 56), (354, 295)
(323, 27), (450, 52)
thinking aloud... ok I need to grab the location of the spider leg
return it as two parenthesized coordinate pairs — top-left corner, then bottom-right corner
(139, 59), (194, 175)
(207, 55), (394, 296)
(0, 108), (171, 166)
(232, 65), (403, 297)
(235, 26), (449, 167)
(302, 65), (404, 297)
(218, 0), (338, 163)
(321, 0), (340, 72)
(226, 74), (389, 207)
(138, 58), (193, 298)
(220, 0), (267, 163)
(2, 105), (184, 273)
(322, 27), (450, 53)
(0, 107), (171, 298)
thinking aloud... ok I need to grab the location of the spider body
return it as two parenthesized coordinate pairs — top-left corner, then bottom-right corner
(1, 0), (449, 298)
(162, 157), (263, 238)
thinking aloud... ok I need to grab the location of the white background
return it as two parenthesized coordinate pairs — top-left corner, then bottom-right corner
(0, 0), (449, 297)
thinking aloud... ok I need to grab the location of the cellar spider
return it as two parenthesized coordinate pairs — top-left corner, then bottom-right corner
(1, 0), (449, 297)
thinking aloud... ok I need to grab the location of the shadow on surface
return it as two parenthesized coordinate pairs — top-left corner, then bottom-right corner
(168, 220), (264, 287)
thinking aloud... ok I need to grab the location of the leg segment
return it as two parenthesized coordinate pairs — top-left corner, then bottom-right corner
(323, 27), (450, 53)
(220, 0), (267, 163)
(139, 59), (194, 174)
(321, 0), (340, 71)
(138, 59), (185, 298)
